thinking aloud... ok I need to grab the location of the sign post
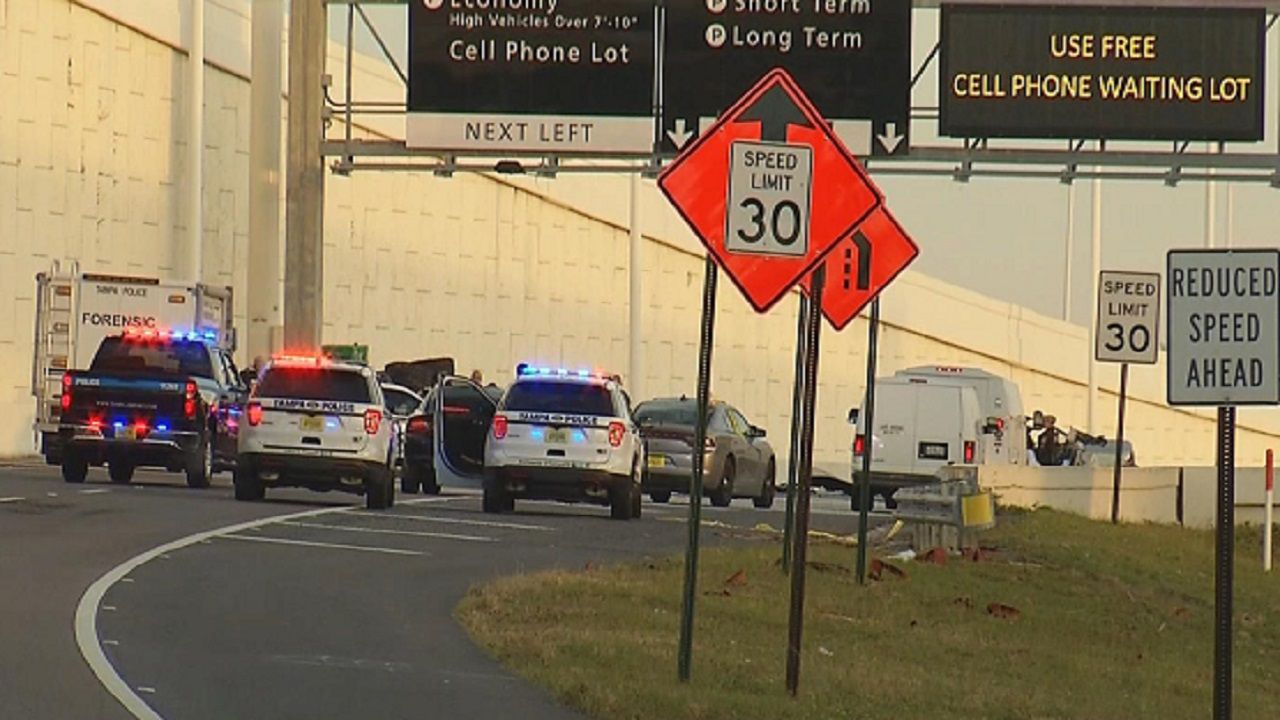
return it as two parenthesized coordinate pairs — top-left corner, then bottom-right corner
(1095, 270), (1161, 523)
(677, 256), (718, 683)
(659, 68), (883, 686)
(1167, 249), (1280, 720)
(855, 298), (880, 583)
(782, 295), (809, 575)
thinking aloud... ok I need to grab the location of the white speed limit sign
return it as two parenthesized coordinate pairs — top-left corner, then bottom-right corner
(725, 141), (812, 257)
(1096, 270), (1161, 364)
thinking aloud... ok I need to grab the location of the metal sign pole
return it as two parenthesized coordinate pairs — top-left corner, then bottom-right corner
(1110, 362), (1129, 524)
(786, 266), (826, 697)
(677, 256), (718, 683)
(1213, 406), (1237, 720)
(856, 297), (881, 583)
(782, 295), (810, 574)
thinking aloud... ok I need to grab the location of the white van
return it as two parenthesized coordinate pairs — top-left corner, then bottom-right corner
(851, 366), (1027, 507)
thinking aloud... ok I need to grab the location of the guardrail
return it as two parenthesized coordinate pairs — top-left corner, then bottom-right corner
(893, 467), (996, 553)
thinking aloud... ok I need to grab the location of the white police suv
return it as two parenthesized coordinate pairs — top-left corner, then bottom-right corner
(235, 355), (397, 509)
(483, 365), (643, 520)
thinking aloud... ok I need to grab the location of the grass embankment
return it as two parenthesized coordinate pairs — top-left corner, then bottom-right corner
(457, 511), (1280, 720)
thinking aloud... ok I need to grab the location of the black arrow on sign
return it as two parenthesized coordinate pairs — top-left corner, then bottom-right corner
(735, 84), (812, 142)
(844, 232), (873, 291)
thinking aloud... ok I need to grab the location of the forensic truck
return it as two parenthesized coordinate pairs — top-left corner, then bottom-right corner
(31, 263), (235, 463)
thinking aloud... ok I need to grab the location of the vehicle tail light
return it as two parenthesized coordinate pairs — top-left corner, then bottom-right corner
(964, 441), (976, 464)
(492, 414), (508, 440)
(60, 374), (73, 412)
(854, 434), (866, 456)
(184, 381), (197, 420)
(364, 409), (383, 435)
(134, 420), (149, 439)
(406, 416), (429, 434)
(443, 405), (470, 416)
(608, 422), (626, 447)
(246, 402), (263, 427)
(87, 416), (102, 432)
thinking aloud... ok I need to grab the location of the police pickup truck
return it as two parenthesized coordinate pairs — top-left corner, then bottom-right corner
(58, 327), (248, 487)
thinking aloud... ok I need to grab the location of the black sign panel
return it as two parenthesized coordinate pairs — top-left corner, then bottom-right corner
(940, 5), (1266, 141)
(663, 0), (912, 156)
(407, 0), (656, 154)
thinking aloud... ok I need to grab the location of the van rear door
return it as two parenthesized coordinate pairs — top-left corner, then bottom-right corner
(907, 385), (967, 476)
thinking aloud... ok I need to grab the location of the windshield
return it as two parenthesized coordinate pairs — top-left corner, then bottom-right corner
(501, 381), (615, 416)
(633, 400), (701, 426)
(90, 337), (214, 378)
(257, 368), (372, 403)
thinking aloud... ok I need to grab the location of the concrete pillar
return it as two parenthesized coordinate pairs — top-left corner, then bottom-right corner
(284, 0), (327, 349)
(248, 0), (284, 361)
(187, 0), (204, 283)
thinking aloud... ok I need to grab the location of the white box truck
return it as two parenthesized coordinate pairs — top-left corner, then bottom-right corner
(31, 262), (235, 463)
(850, 366), (1027, 507)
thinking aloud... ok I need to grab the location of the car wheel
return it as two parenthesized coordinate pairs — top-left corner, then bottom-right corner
(108, 460), (135, 485)
(61, 454), (89, 484)
(882, 489), (898, 510)
(185, 437), (212, 489)
(630, 462), (642, 519)
(482, 486), (510, 514)
(649, 490), (672, 504)
(366, 469), (392, 510)
(710, 458), (735, 508)
(400, 465), (421, 494)
(610, 483), (633, 521)
(233, 465), (265, 502)
(753, 460), (776, 509)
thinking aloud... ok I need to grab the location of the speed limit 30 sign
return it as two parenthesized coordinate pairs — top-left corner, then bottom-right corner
(726, 141), (812, 257)
(1096, 270), (1161, 364)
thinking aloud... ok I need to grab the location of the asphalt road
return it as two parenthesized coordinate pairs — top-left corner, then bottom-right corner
(1, 460), (880, 720)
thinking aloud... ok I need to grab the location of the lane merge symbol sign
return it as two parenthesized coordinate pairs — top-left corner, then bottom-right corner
(726, 142), (813, 257)
(659, 68), (883, 313)
(1096, 271), (1162, 365)
(804, 205), (920, 330)
(1167, 249), (1280, 406)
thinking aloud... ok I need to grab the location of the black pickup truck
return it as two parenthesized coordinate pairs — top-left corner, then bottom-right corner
(58, 330), (249, 487)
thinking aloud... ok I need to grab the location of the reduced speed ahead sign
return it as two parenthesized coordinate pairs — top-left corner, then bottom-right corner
(658, 68), (882, 314)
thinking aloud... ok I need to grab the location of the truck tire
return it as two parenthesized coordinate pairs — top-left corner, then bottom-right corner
(233, 466), (265, 502)
(710, 458), (735, 508)
(185, 437), (212, 489)
(365, 470), (392, 510)
(61, 454), (89, 484)
(649, 490), (672, 504)
(108, 460), (135, 485)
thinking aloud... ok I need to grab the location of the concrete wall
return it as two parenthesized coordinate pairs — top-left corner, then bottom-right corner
(981, 464), (1278, 529)
(1, 0), (1278, 477)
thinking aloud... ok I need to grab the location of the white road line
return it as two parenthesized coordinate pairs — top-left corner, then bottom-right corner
(276, 520), (495, 543)
(46, 492), (58, 498)
(218, 534), (424, 556)
(75, 501), (376, 720)
(0, 497), (23, 503)
(81, 489), (110, 495)
(136, 687), (156, 695)
(351, 511), (552, 532)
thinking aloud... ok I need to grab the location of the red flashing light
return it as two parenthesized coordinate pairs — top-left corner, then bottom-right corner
(963, 441), (976, 464)
(608, 421), (626, 448)
(246, 402), (263, 427)
(442, 405), (470, 416)
(61, 374), (73, 412)
(134, 419), (150, 439)
(492, 415), (509, 440)
(363, 409), (383, 435)
(87, 417), (103, 432)
(406, 416), (429, 434)
(184, 381), (198, 420)
(854, 434), (866, 456)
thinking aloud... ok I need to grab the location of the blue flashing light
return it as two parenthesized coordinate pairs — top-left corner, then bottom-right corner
(113, 421), (125, 429)
(156, 424), (169, 433)
(571, 429), (587, 443)
(518, 363), (602, 379)
(325, 419), (340, 430)
(577, 370), (590, 378)
(530, 428), (544, 441)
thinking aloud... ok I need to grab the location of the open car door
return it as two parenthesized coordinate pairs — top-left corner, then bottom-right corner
(432, 376), (499, 490)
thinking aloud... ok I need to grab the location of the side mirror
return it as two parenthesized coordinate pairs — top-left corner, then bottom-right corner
(239, 368), (257, 387)
(637, 416), (655, 430)
(749, 425), (767, 439)
(847, 408), (860, 426)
